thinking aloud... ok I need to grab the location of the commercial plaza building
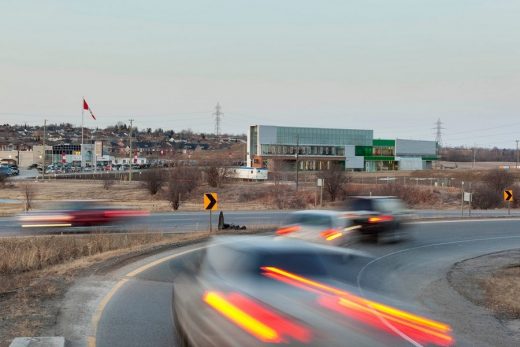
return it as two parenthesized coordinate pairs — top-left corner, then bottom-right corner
(247, 125), (438, 172)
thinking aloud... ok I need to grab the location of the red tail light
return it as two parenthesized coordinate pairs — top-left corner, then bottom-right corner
(368, 215), (394, 223)
(276, 225), (300, 235)
(203, 291), (312, 344)
(261, 267), (454, 347)
(320, 229), (343, 241)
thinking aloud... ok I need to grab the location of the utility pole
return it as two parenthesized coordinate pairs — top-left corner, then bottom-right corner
(128, 119), (134, 182)
(213, 103), (223, 139)
(516, 140), (519, 169)
(295, 134), (300, 191)
(42, 119), (47, 180)
(473, 144), (476, 169)
(461, 180), (464, 217)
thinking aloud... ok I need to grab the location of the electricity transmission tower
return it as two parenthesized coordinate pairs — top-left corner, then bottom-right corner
(213, 103), (223, 138)
(434, 118), (444, 148)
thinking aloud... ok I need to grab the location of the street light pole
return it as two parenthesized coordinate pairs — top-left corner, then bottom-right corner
(128, 119), (134, 182)
(42, 119), (47, 180)
(516, 140), (519, 169)
(295, 134), (300, 191)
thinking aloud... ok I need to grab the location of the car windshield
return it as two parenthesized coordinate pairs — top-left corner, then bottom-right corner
(287, 213), (333, 228)
(374, 199), (406, 212)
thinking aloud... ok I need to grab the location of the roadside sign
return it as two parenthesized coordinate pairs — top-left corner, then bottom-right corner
(317, 178), (323, 187)
(463, 192), (472, 202)
(504, 190), (514, 202)
(204, 193), (218, 210)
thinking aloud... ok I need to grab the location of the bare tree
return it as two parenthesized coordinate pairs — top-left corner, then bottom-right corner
(103, 178), (115, 190)
(483, 168), (515, 193)
(142, 168), (164, 195)
(205, 160), (230, 188)
(166, 165), (200, 210)
(317, 164), (347, 202)
(23, 183), (36, 211)
(269, 159), (283, 185)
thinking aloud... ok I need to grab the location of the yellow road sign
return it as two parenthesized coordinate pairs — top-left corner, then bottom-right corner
(504, 190), (513, 201)
(204, 193), (218, 210)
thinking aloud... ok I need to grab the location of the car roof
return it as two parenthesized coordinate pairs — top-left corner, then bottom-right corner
(210, 235), (328, 253)
(208, 235), (370, 258)
(291, 210), (343, 217)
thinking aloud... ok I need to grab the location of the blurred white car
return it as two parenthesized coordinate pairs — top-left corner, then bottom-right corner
(276, 210), (360, 246)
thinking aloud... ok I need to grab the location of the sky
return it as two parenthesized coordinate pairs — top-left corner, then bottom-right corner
(1, 0), (520, 148)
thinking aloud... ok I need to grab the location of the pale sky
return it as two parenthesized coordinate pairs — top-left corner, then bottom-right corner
(1, 0), (520, 147)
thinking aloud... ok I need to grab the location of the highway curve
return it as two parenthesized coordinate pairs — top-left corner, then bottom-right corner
(58, 219), (520, 347)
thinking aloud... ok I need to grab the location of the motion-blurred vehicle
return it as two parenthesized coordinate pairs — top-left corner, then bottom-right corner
(343, 196), (411, 243)
(276, 210), (359, 246)
(18, 200), (149, 228)
(0, 165), (14, 177)
(1, 163), (19, 176)
(172, 236), (454, 347)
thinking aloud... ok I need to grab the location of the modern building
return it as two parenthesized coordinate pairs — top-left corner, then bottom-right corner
(247, 125), (438, 172)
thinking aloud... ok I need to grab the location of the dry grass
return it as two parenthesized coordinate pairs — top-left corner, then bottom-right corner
(0, 233), (191, 275)
(484, 265), (520, 319)
(0, 232), (208, 347)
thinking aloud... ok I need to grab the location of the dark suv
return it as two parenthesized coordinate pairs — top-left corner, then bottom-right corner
(343, 196), (411, 243)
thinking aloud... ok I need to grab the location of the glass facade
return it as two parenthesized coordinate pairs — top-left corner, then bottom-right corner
(260, 144), (345, 156)
(249, 126), (258, 156)
(270, 126), (372, 146)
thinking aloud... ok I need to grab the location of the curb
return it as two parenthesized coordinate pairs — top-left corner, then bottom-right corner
(9, 337), (64, 347)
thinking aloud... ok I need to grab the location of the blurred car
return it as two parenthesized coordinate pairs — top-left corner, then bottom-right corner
(0, 165), (14, 177)
(18, 200), (149, 228)
(343, 196), (411, 243)
(2, 163), (19, 175)
(172, 236), (454, 347)
(275, 210), (360, 246)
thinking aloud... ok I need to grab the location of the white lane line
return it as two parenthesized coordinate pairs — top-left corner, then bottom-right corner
(355, 234), (520, 347)
(408, 218), (520, 225)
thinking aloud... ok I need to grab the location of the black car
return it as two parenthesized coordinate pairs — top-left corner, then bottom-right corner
(343, 196), (411, 243)
(172, 236), (453, 347)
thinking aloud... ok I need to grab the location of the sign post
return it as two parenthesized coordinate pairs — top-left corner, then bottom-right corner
(504, 190), (513, 215)
(461, 181), (464, 217)
(204, 193), (218, 232)
(317, 178), (324, 207)
(463, 192), (472, 216)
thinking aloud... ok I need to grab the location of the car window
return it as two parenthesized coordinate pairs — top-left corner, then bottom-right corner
(257, 251), (328, 277)
(374, 199), (405, 212)
(287, 214), (333, 228)
(349, 199), (373, 211)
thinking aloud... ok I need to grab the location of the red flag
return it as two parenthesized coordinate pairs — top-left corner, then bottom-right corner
(83, 98), (96, 120)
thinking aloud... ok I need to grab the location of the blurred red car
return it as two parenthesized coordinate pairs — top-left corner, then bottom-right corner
(18, 200), (149, 228)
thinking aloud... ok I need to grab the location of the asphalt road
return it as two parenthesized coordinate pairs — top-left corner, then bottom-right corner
(57, 218), (520, 347)
(3, 209), (520, 237)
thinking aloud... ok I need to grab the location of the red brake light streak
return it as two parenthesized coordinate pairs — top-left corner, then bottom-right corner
(261, 266), (454, 347)
(203, 291), (312, 344)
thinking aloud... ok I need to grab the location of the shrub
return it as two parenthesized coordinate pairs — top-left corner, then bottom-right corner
(142, 168), (164, 195)
(471, 184), (501, 209)
(166, 166), (200, 210)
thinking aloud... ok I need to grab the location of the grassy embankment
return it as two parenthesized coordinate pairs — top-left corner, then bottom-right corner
(0, 232), (208, 346)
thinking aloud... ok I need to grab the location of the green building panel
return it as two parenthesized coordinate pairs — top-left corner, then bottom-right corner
(355, 146), (373, 156)
(364, 156), (395, 161)
(373, 139), (395, 147)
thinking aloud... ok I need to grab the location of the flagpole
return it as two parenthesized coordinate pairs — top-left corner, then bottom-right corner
(81, 97), (84, 169)
(81, 97), (84, 145)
